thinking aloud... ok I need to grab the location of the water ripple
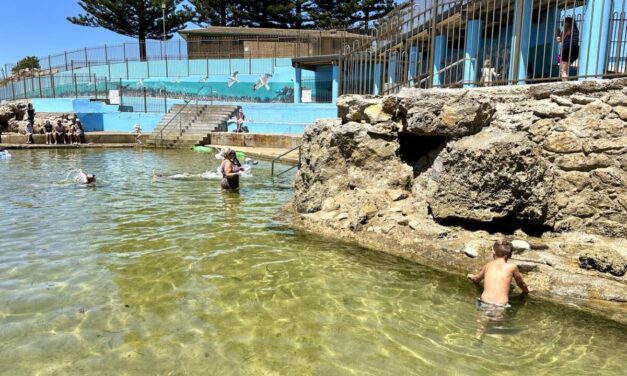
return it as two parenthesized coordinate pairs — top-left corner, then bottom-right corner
(0, 149), (625, 375)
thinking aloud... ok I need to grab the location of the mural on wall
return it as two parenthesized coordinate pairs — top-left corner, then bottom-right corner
(115, 73), (294, 103)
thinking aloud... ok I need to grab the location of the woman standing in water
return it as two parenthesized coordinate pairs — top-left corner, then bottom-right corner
(557, 17), (579, 80)
(220, 148), (241, 190)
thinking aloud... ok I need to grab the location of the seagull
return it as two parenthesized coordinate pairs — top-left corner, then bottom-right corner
(253, 73), (272, 91)
(227, 71), (239, 88)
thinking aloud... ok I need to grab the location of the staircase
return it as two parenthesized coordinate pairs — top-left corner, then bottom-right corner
(149, 104), (238, 148)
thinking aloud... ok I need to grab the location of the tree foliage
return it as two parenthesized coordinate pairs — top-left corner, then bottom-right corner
(184, 0), (235, 27)
(188, 0), (395, 30)
(67, 0), (192, 60)
(12, 56), (40, 75)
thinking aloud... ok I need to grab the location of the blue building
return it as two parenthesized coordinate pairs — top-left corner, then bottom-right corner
(339, 0), (627, 95)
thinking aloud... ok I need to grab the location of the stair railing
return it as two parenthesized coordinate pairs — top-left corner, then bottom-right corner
(156, 83), (211, 147)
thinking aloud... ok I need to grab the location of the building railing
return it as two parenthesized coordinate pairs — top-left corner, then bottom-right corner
(339, 0), (627, 95)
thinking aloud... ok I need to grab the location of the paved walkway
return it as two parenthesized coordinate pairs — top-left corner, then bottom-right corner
(0, 142), (300, 165)
(207, 144), (299, 165)
(0, 143), (138, 149)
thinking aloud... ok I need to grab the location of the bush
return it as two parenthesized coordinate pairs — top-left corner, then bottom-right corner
(11, 56), (40, 75)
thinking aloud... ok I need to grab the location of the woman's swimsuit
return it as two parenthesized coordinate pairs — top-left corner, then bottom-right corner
(220, 160), (239, 190)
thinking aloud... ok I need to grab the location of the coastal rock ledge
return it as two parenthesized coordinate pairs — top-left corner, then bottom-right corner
(291, 79), (627, 324)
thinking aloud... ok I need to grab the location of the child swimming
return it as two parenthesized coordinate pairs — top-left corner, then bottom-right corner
(76, 169), (96, 185)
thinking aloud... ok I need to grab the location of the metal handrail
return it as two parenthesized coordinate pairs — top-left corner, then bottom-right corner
(157, 99), (194, 147)
(271, 144), (302, 177)
(157, 83), (212, 147)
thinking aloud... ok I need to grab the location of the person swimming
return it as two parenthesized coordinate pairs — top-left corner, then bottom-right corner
(76, 169), (96, 185)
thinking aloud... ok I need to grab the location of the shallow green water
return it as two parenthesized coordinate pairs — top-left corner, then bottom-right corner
(0, 149), (624, 375)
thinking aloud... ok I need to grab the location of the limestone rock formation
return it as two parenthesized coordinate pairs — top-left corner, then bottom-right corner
(427, 128), (554, 229)
(293, 78), (627, 321)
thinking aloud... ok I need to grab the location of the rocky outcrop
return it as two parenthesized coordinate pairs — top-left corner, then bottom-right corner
(0, 100), (75, 135)
(292, 78), (627, 323)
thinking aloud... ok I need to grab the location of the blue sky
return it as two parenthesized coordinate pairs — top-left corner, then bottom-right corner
(0, 0), (181, 69)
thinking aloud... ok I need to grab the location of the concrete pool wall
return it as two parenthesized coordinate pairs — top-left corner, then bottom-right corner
(29, 98), (337, 135)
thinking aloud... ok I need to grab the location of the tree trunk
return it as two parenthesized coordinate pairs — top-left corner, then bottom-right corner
(139, 39), (147, 61)
(220, 2), (227, 26)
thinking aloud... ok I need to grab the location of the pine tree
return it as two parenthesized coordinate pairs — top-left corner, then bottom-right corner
(309, 0), (358, 29)
(309, 0), (395, 30)
(184, 0), (235, 27)
(68, 0), (192, 61)
(268, 0), (314, 29)
(354, 0), (396, 31)
(225, 0), (310, 29)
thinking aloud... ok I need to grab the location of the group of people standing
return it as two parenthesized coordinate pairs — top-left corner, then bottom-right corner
(25, 103), (84, 145)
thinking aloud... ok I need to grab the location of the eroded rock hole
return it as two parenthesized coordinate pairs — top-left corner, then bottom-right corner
(397, 133), (447, 176)
(436, 214), (553, 237)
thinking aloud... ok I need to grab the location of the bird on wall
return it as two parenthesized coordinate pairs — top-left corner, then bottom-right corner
(228, 71), (239, 87)
(253, 73), (272, 91)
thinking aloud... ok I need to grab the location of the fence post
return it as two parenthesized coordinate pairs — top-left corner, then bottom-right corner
(11, 79), (16, 101)
(509, 0), (533, 85)
(165, 41), (169, 78)
(65, 51), (69, 71)
(164, 89), (167, 113)
(126, 59), (129, 79)
(104, 44), (108, 64)
(104, 77), (108, 99)
(38, 73), (42, 98)
(94, 74), (98, 99)
(84, 47), (88, 67)
(119, 78), (123, 105)
(179, 39), (182, 60)
(578, 0), (613, 80)
(22, 77), (27, 99)
(74, 73), (78, 97)
(147, 58), (151, 77)
(51, 75), (55, 98)
(71, 60), (74, 76)
(144, 87), (147, 112)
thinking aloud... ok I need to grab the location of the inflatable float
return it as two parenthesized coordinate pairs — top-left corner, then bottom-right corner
(193, 145), (245, 160)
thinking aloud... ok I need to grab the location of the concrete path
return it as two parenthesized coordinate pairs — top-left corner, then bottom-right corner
(207, 144), (299, 165)
(0, 143), (138, 149)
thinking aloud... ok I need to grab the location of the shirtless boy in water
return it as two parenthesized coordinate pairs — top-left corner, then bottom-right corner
(467, 240), (529, 307)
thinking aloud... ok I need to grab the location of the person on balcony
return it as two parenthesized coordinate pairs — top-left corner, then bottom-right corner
(557, 17), (580, 80)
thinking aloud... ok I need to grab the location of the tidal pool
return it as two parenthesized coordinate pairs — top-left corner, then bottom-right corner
(0, 149), (624, 375)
